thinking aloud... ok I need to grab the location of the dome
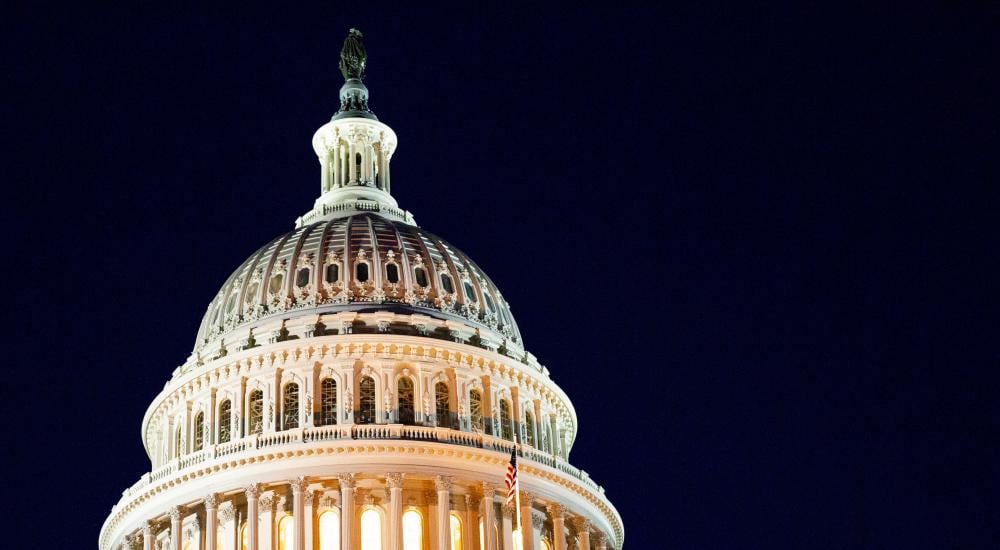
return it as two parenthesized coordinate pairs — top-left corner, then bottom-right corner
(195, 213), (523, 354)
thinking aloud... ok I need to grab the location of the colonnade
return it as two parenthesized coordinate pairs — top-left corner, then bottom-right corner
(122, 474), (610, 550)
(320, 137), (390, 193)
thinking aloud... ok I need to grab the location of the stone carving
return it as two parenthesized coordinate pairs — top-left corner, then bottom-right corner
(203, 493), (218, 509)
(168, 506), (183, 521)
(258, 491), (275, 511)
(218, 501), (236, 523)
(245, 483), (261, 500)
(386, 472), (405, 488)
(290, 476), (309, 494)
(336, 472), (356, 489)
(434, 475), (454, 492)
(546, 503), (566, 519)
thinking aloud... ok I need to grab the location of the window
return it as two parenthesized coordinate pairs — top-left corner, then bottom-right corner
(360, 509), (382, 550)
(296, 267), (310, 288)
(248, 389), (264, 434)
(525, 410), (536, 448)
(386, 263), (400, 284)
(269, 273), (285, 294)
(319, 510), (341, 550)
(499, 399), (513, 441)
(484, 292), (495, 313)
(226, 290), (238, 314)
(278, 515), (294, 550)
(326, 263), (340, 283)
(245, 281), (259, 305)
(174, 425), (182, 458)
(403, 510), (422, 550)
(435, 382), (450, 429)
(219, 400), (232, 444)
(356, 262), (370, 282)
(414, 267), (428, 288)
(283, 383), (299, 430)
(449, 513), (463, 550)
(241, 523), (248, 550)
(358, 376), (376, 424)
(463, 281), (477, 302)
(397, 377), (415, 425)
(320, 378), (337, 426)
(469, 390), (484, 433)
(439, 273), (454, 293)
(193, 412), (205, 451)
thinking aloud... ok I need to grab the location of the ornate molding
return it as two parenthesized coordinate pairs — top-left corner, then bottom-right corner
(546, 503), (566, 519)
(203, 493), (218, 509)
(481, 483), (496, 499)
(434, 475), (454, 492)
(336, 472), (356, 490)
(245, 483), (261, 500)
(258, 491), (275, 511)
(167, 506), (183, 522)
(218, 501), (236, 523)
(386, 472), (405, 489)
(289, 476), (309, 494)
(569, 516), (591, 532)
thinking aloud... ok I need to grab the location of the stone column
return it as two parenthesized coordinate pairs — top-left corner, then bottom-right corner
(205, 494), (219, 550)
(530, 513), (544, 550)
(321, 151), (331, 192)
(548, 415), (559, 456)
(464, 494), (480, 550)
(546, 505), (566, 550)
(168, 506), (183, 550)
(387, 473), (405, 550)
(259, 491), (276, 550)
(219, 501), (237, 550)
(142, 520), (153, 550)
(570, 518), (590, 550)
(348, 141), (357, 184)
(291, 477), (308, 550)
(246, 484), (261, 550)
(481, 485), (497, 550)
(337, 473), (356, 550)
(593, 532), (608, 550)
(303, 490), (316, 550)
(518, 492), (534, 550)
(435, 475), (454, 550)
(501, 504), (513, 550)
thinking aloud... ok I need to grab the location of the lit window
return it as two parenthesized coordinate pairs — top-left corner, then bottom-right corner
(193, 412), (205, 451)
(525, 410), (536, 448)
(326, 263), (340, 283)
(358, 376), (376, 424)
(435, 382), (450, 429)
(283, 383), (299, 430)
(361, 509), (382, 550)
(450, 513), (462, 550)
(403, 510), (422, 550)
(356, 262), (370, 282)
(320, 378), (338, 426)
(398, 377), (415, 425)
(469, 390), (484, 433)
(248, 390), (264, 434)
(386, 263), (400, 284)
(245, 281), (259, 305)
(269, 273), (284, 294)
(240, 523), (248, 550)
(440, 273), (454, 293)
(463, 281), (477, 302)
(296, 267), (310, 288)
(278, 515), (294, 550)
(319, 510), (340, 550)
(499, 400), (513, 441)
(414, 267), (429, 288)
(219, 400), (232, 444)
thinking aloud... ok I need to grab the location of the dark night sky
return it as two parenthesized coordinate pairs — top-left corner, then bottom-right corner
(4, 5), (999, 549)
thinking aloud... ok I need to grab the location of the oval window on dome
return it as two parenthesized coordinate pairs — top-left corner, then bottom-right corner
(440, 273), (454, 294)
(269, 273), (284, 294)
(245, 281), (259, 305)
(414, 267), (429, 288)
(225, 291), (238, 314)
(356, 262), (370, 282)
(386, 263), (400, 284)
(463, 281), (477, 302)
(483, 292), (495, 313)
(326, 263), (340, 283)
(296, 267), (310, 288)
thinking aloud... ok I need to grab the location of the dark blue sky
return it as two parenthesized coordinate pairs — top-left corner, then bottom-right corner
(5, 5), (999, 549)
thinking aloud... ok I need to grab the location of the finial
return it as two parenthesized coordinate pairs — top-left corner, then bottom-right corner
(334, 28), (375, 120)
(339, 28), (367, 81)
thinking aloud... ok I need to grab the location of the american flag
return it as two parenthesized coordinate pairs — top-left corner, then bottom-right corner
(504, 449), (518, 505)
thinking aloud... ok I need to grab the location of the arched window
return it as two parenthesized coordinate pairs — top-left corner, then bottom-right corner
(240, 522), (248, 550)
(326, 263), (340, 284)
(397, 377), (415, 425)
(402, 510), (422, 550)
(360, 509), (382, 550)
(319, 509), (341, 550)
(525, 410), (536, 448)
(358, 376), (376, 425)
(218, 400), (232, 444)
(174, 425), (182, 458)
(449, 513), (463, 550)
(386, 263), (400, 284)
(439, 273), (455, 294)
(499, 399), (513, 441)
(320, 378), (338, 426)
(413, 267), (429, 288)
(483, 292), (496, 313)
(283, 383), (300, 430)
(435, 381), (450, 429)
(193, 411), (205, 452)
(248, 389), (264, 435)
(278, 515), (295, 550)
(469, 390), (484, 433)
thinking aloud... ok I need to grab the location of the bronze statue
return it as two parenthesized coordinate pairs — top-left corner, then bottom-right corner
(339, 28), (367, 80)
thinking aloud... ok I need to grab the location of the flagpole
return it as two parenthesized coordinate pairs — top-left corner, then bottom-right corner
(514, 447), (523, 549)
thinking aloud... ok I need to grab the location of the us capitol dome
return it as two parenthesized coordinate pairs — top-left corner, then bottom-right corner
(101, 29), (624, 550)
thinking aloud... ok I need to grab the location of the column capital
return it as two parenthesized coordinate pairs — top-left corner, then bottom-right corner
(303, 490), (317, 507)
(568, 516), (591, 532)
(142, 520), (154, 536)
(592, 531), (607, 544)
(259, 491), (275, 512)
(465, 493), (481, 508)
(481, 482), (496, 499)
(336, 472), (356, 489)
(519, 490), (535, 504)
(245, 483), (262, 500)
(386, 472), (405, 489)
(290, 475), (309, 494)
(168, 506), (184, 522)
(546, 503), (566, 519)
(422, 489), (436, 504)
(204, 493), (219, 510)
(531, 513), (545, 529)
(434, 475), (454, 492)
(501, 501), (515, 519)
(218, 501), (236, 523)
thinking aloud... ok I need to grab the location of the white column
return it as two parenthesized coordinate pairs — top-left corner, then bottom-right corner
(291, 477), (308, 550)
(142, 521), (153, 550)
(205, 494), (219, 550)
(435, 476), (453, 550)
(501, 504), (513, 550)
(338, 474), (355, 550)
(348, 141), (357, 184)
(386, 473), (404, 550)
(594, 532), (608, 550)
(546, 505), (566, 550)
(481, 485), (497, 550)
(259, 491), (275, 550)
(169, 506), (183, 550)
(383, 155), (390, 193)
(303, 490), (316, 550)
(321, 154), (331, 192)
(464, 494), (479, 550)
(219, 501), (237, 550)
(530, 514), (543, 550)
(518, 493), (534, 550)
(246, 484), (261, 550)
(570, 518), (590, 550)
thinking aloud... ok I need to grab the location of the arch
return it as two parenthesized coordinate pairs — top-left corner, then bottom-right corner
(248, 389), (264, 435)
(319, 509), (341, 550)
(469, 389), (484, 433)
(360, 508), (383, 550)
(283, 382), (300, 430)
(525, 409), (536, 448)
(358, 376), (376, 424)
(356, 260), (371, 283)
(320, 378), (338, 426)
(402, 509), (422, 550)
(218, 399), (232, 444)
(397, 377), (415, 425)
(174, 424), (182, 458)
(278, 514), (295, 550)
(435, 381), (451, 429)
(449, 513), (463, 550)
(499, 399), (513, 441)
(193, 411), (205, 452)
